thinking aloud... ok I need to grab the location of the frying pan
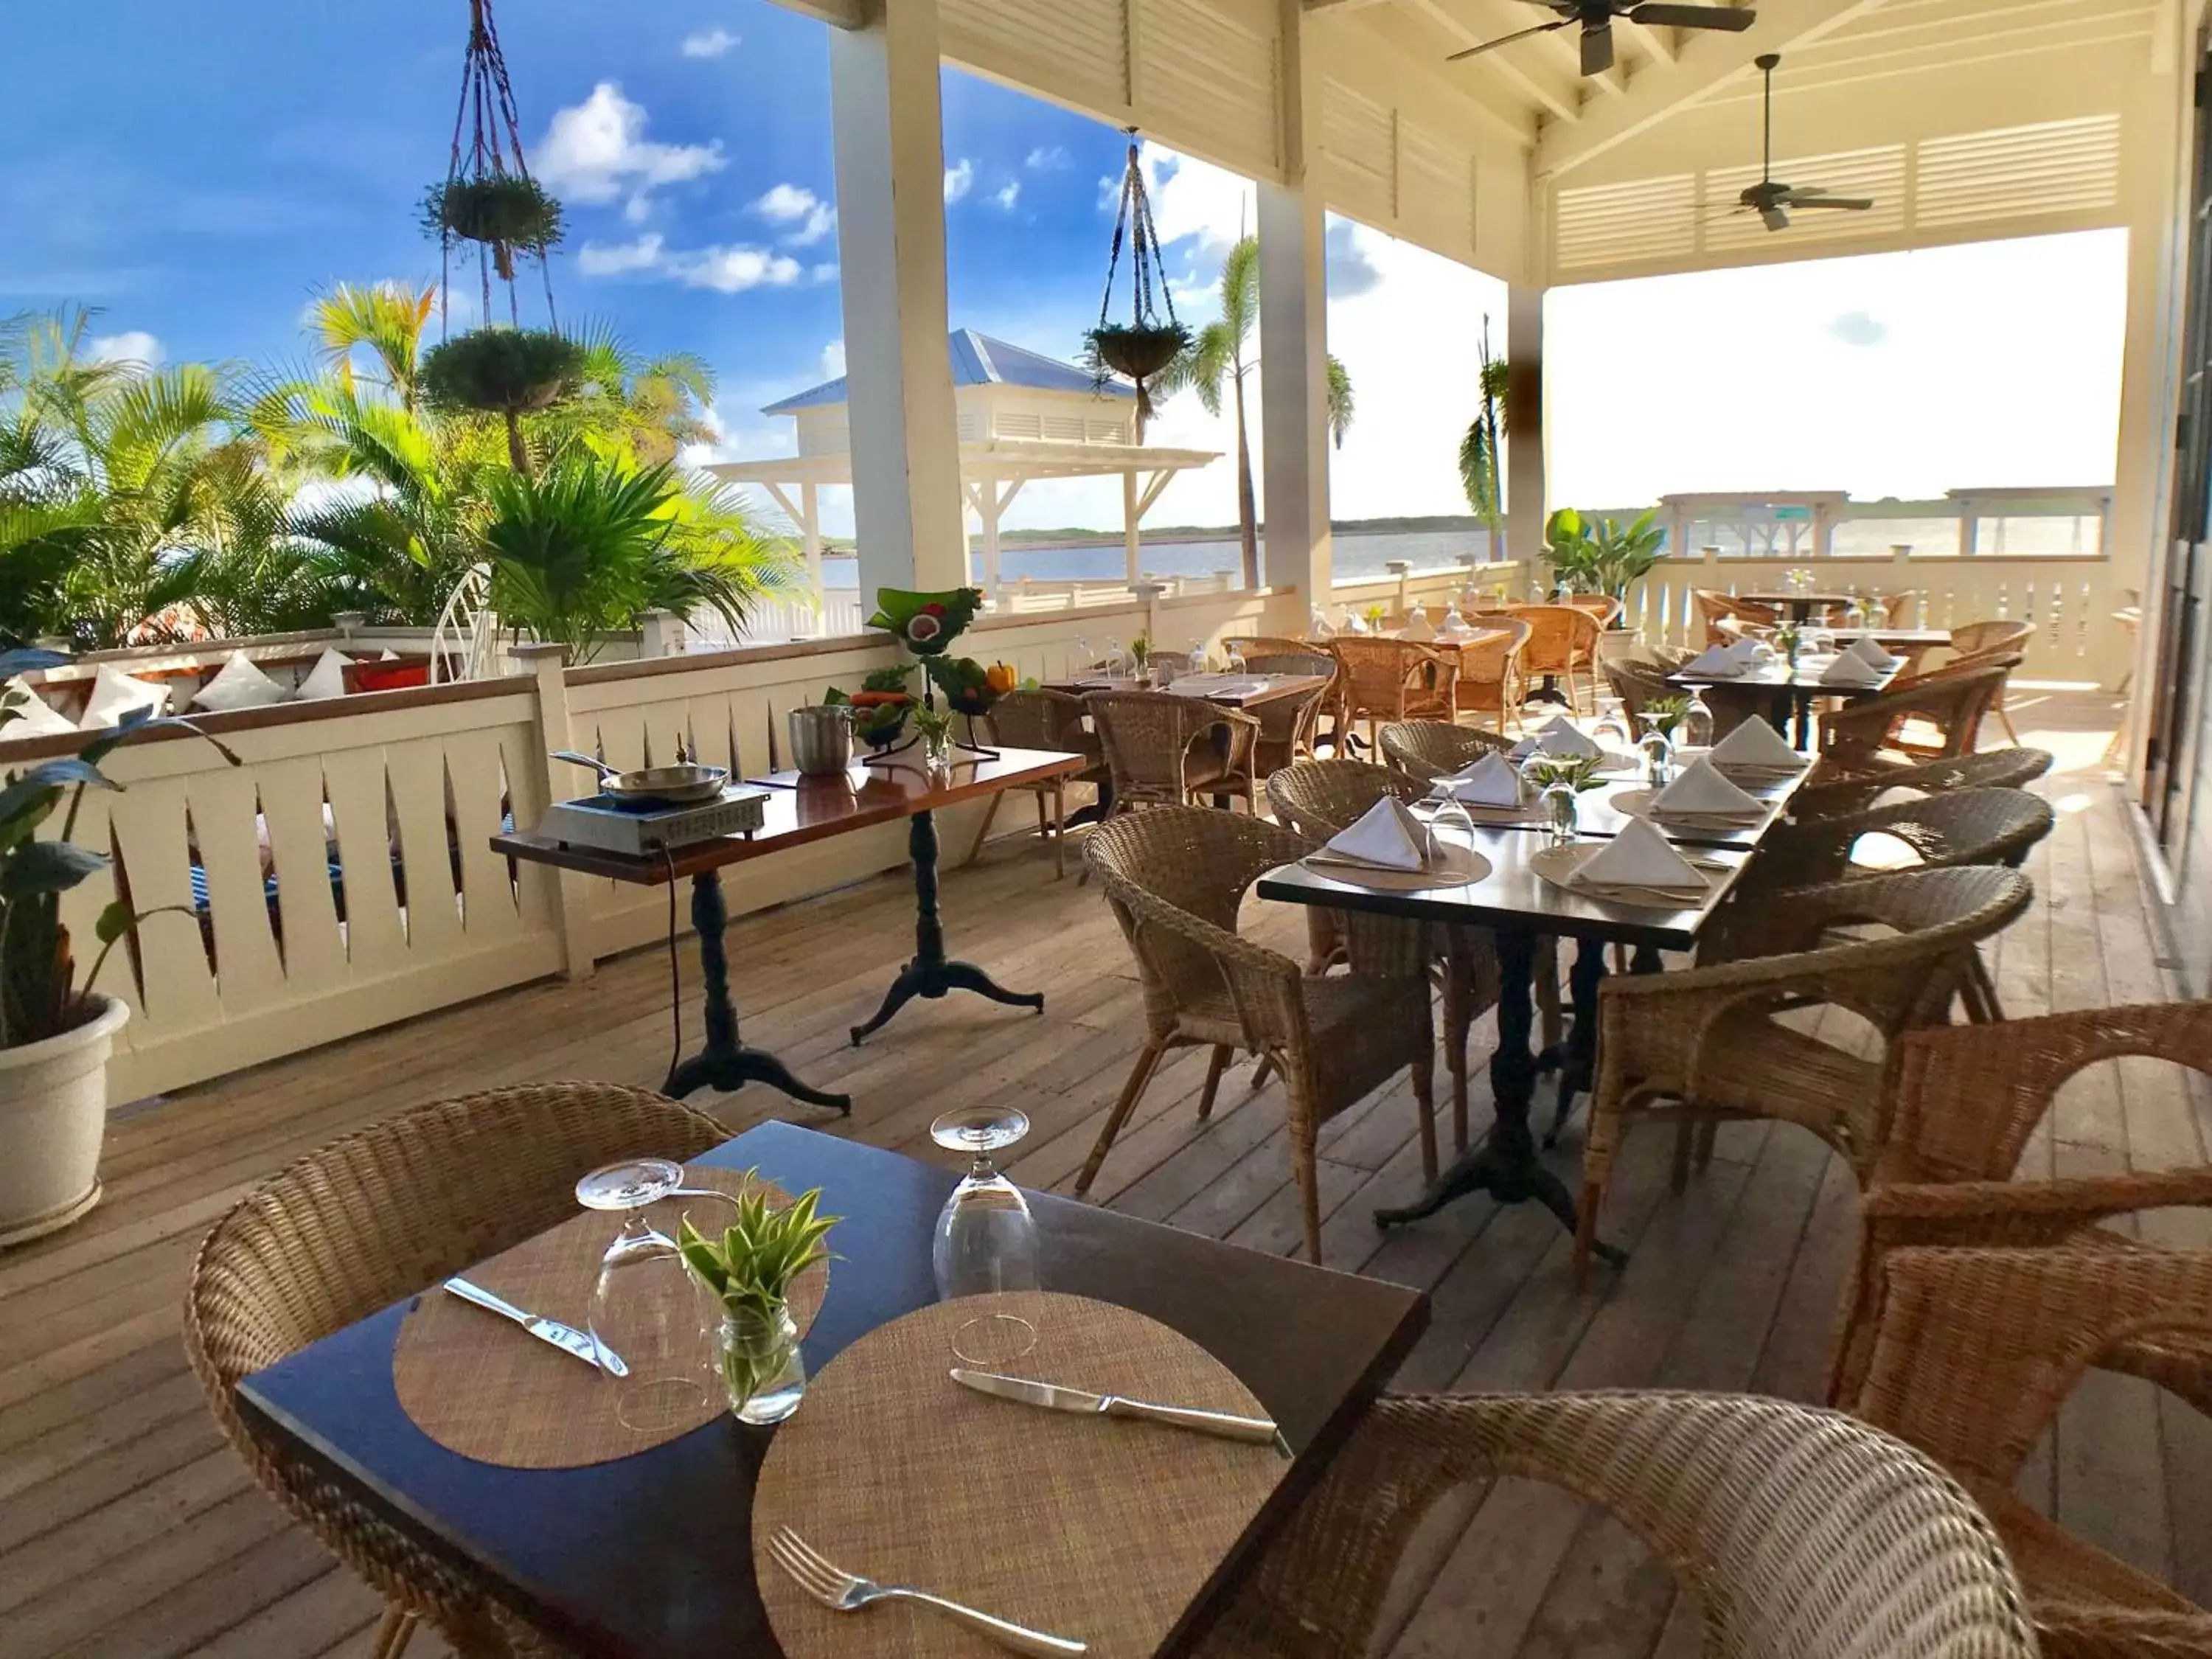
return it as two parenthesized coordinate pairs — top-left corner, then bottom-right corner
(552, 751), (728, 806)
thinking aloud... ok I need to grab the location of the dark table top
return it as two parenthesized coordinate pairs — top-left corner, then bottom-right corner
(1259, 822), (1756, 950)
(494, 746), (1087, 883)
(237, 1122), (1428, 1659)
(1042, 672), (1329, 709)
(1666, 654), (1902, 696)
(1554, 759), (1809, 849)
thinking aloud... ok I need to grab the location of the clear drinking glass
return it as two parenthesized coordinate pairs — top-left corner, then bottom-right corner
(931, 1107), (1040, 1300)
(1638, 714), (1676, 787)
(1075, 636), (1093, 672)
(1424, 780), (1478, 847)
(1104, 639), (1126, 676)
(576, 1158), (716, 1433)
(1682, 689), (1715, 750)
(1591, 698), (1632, 754)
(1225, 644), (1248, 676)
(1542, 781), (1580, 846)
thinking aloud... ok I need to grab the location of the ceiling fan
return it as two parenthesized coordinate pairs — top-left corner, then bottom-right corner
(1448, 0), (1756, 79)
(1732, 52), (1875, 231)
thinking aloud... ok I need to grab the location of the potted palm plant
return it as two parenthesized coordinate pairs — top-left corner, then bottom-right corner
(1541, 507), (1667, 664)
(0, 654), (240, 1245)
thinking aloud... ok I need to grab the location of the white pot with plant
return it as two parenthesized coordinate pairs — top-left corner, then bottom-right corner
(1, 654), (240, 1245)
(678, 1180), (838, 1426)
(1541, 507), (1668, 663)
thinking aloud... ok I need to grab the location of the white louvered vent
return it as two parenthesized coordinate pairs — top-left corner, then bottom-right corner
(1555, 174), (1697, 271)
(1043, 415), (1088, 442)
(941, 0), (1128, 120)
(956, 412), (983, 442)
(1702, 145), (1907, 254)
(1138, 0), (1278, 179)
(995, 411), (1043, 439)
(1398, 120), (1477, 258)
(1322, 77), (1395, 223)
(1087, 417), (1130, 443)
(1915, 115), (2121, 229)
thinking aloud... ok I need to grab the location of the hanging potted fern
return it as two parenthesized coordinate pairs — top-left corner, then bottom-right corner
(1086, 131), (1189, 434)
(421, 173), (564, 282)
(420, 327), (584, 472)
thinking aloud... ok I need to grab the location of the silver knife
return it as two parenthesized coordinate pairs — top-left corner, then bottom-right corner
(442, 1277), (627, 1376)
(950, 1368), (1277, 1444)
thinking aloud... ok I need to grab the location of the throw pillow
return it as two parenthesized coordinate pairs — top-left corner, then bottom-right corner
(190, 650), (289, 713)
(1, 677), (79, 739)
(294, 646), (353, 701)
(79, 664), (170, 731)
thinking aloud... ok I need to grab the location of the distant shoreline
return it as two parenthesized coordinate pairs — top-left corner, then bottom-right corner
(811, 515), (1489, 557)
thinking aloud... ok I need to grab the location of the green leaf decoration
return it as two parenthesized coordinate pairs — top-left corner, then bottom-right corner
(924, 654), (998, 715)
(0, 839), (108, 900)
(676, 1173), (839, 1319)
(864, 588), (983, 656)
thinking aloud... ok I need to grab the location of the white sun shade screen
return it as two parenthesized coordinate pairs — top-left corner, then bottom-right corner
(1915, 116), (2122, 229)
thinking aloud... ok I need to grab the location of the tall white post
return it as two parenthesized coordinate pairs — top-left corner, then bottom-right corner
(799, 481), (824, 609)
(1505, 282), (1547, 571)
(829, 0), (966, 597)
(1122, 471), (1142, 584)
(1257, 0), (1333, 601)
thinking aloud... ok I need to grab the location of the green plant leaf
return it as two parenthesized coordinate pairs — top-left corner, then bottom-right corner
(1, 838), (108, 899)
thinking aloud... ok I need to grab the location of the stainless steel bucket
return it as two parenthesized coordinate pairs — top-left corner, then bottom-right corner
(787, 704), (855, 776)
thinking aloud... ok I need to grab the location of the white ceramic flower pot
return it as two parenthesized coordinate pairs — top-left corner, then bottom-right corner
(1597, 627), (1641, 665)
(0, 995), (127, 1247)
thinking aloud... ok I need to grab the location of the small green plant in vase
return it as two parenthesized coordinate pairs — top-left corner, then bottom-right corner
(1518, 751), (1608, 845)
(678, 1180), (838, 1425)
(1775, 622), (1803, 668)
(1361, 603), (1388, 633)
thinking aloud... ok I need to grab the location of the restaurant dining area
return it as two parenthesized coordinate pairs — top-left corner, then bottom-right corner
(13, 0), (2212, 1655)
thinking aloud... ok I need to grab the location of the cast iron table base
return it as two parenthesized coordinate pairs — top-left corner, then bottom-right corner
(850, 810), (1045, 1045)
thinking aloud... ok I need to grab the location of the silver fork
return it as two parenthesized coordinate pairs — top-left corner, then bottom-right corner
(765, 1526), (1087, 1656)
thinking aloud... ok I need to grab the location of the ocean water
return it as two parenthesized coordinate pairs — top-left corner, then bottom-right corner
(818, 526), (1503, 591)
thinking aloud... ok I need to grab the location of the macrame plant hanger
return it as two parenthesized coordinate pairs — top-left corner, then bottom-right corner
(1088, 130), (1189, 439)
(437, 0), (560, 335)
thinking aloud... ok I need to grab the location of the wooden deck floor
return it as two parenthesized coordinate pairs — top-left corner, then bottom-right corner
(5, 686), (2205, 1659)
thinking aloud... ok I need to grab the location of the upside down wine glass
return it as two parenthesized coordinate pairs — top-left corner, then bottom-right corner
(575, 1158), (717, 1433)
(931, 1107), (1040, 1299)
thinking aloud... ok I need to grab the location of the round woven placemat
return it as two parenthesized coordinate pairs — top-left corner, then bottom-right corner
(752, 1292), (1284, 1659)
(1529, 841), (1718, 910)
(392, 1165), (826, 1469)
(1301, 841), (1492, 892)
(1608, 788), (1764, 827)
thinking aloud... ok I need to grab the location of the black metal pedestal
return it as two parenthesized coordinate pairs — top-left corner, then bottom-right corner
(1374, 928), (1628, 1265)
(849, 809), (1046, 1045)
(664, 869), (851, 1112)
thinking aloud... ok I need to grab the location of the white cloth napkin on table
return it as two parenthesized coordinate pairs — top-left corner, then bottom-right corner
(1569, 818), (1707, 893)
(1323, 796), (1431, 870)
(1819, 652), (1883, 687)
(1846, 635), (1899, 669)
(1708, 716), (1804, 771)
(1652, 757), (1764, 818)
(1441, 751), (1525, 807)
(1511, 717), (1603, 760)
(1682, 644), (1741, 678)
(1722, 637), (1769, 668)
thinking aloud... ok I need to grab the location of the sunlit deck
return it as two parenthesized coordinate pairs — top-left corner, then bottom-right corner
(3, 686), (2203, 1658)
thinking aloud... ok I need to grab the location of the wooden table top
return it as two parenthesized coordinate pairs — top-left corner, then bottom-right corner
(1666, 654), (1902, 695)
(236, 1122), (1428, 1659)
(1259, 823), (1756, 950)
(1042, 672), (1329, 709)
(494, 746), (1088, 884)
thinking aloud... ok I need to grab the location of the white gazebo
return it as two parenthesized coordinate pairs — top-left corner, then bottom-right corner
(709, 328), (1219, 598)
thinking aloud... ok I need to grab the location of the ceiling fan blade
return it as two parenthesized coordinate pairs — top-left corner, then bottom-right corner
(1788, 196), (1875, 210)
(1630, 3), (1758, 29)
(1582, 21), (1616, 75)
(1761, 205), (1790, 232)
(1448, 17), (1573, 60)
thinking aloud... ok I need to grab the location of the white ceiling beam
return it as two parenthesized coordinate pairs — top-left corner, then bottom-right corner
(1534, 0), (1889, 179)
(1701, 15), (2158, 100)
(1411, 0), (1586, 122)
(1621, 16), (1677, 63)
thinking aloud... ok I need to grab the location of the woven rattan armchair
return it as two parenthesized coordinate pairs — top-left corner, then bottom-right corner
(1853, 1245), (2212, 1656)
(1503, 604), (1604, 713)
(1086, 688), (1259, 817)
(1375, 717), (1515, 780)
(1828, 1002), (2212, 1416)
(1560, 592), (1624, 629)
(1793, 747), (2054, 821)
(1328, 637), (1458, 748)
(1696, 589), (1781, 645)
(1265, 759), (1500, 1148)
(1198, 1391), (2037, 1659)
(185, 1082), (731, 1659)
(1077, 807), (1435, 1260)
(971, 686), (1108, 877)
(1449, 620), (1529, 730)
(1949, 619), (2036, 661)
(1818, 664), (2012, 775)
(1577, 866), (2035, 1273)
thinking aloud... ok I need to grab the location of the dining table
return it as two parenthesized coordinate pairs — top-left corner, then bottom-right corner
(1039, 669), (1330, 710)
(1736, 589), (1859, 623)
(1666, 652), (1902, 750)
(495, 747), (1088, 1112)
(235, 1121), (1430, 1659)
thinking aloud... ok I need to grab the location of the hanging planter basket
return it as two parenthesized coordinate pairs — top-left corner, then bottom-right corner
(1087, 132), (1186, 431)
(1088, 321), (1189, 386)
(422, 175), (564, 279)
(420, 327), (584, 415)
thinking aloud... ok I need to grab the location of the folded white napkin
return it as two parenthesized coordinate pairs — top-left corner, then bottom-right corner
(1846, 635), (1899, 669)
(1324, 796), (1430, 870)
(1722, 636), (1766, 667)
(1652, 757), (1763, 817)
(1309, 609), (1335, 639)
(1683, 644), (1740, 678)
(1403, 611), (1436, 642)
(1523, 717), (1602, 759)
(1569, 818), (1706, 892)
(1442, 751), (1524, 807)
(1819, 652), (1883, 687)
(1708, 716), (1804, 771)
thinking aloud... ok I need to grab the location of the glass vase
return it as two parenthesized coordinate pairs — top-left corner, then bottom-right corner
(922, 725), (954, 771)
(1639, 727), (1675, 787)
(717, 1304), (806, 1425)
(1542, 782), (1579, 846)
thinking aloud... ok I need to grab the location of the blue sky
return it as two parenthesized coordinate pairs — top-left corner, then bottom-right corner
(3, 0), (2129, 539)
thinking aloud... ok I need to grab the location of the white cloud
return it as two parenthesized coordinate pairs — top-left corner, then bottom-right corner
(86, 330), (161, 368)
(538, 83), (724, 215)
(622, 195), (654, 226)
(1137, 145), (1253, 258)
(820, 339), (846, 379)
(943, 159), (974, 204)
(680, 26), (737, 58)
(576, 232), (801, 292)
(994, 180), (1021, 212)
(809, 262), (840, 285)
(1025, 146), (1070, 171)
(750, 184), (836, 246)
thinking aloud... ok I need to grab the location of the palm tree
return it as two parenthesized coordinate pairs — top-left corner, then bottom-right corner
(1458, 316), (1511, 553)
(1154, 235), (1354, 588)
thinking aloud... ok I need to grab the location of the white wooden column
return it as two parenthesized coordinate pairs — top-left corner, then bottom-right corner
(2112, 52), (2186, 622)
(1505, 282), (1547, 568)
(828, 0), (966, 597)
(799, 481), (823, 603)
(1122, 471), (1142, 584)
(1257, 0), (1332, 599)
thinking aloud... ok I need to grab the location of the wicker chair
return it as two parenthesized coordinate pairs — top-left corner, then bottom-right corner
(1559, 592), (1624, 629)
(1793, 747), (2054, 821)
(1576, 866), (2035, 1272)
(1948, 619), (2036, 661)
(1829, 1002), (2212, 1414)
(1817, 664), (2013, 775)
(186, 1083), (731, 1659)
(1503, 604), (1604, 714)
(1696, 589), (1781, 645)
(970, 687), (1108, 877)
(1375, 718), (1516, 780)
(1086, 689), (1259, 818)
(1852, 1245), (2212, 1657)
(1448, 620), (1530, 730)
(1265, 759), (1500, 1148)
(1198, 1391), (2037, 1659)
(1077, 807), (1436, 1261)
(1326, 636), (1458, 749)
(1237, 649), (1335, 775)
